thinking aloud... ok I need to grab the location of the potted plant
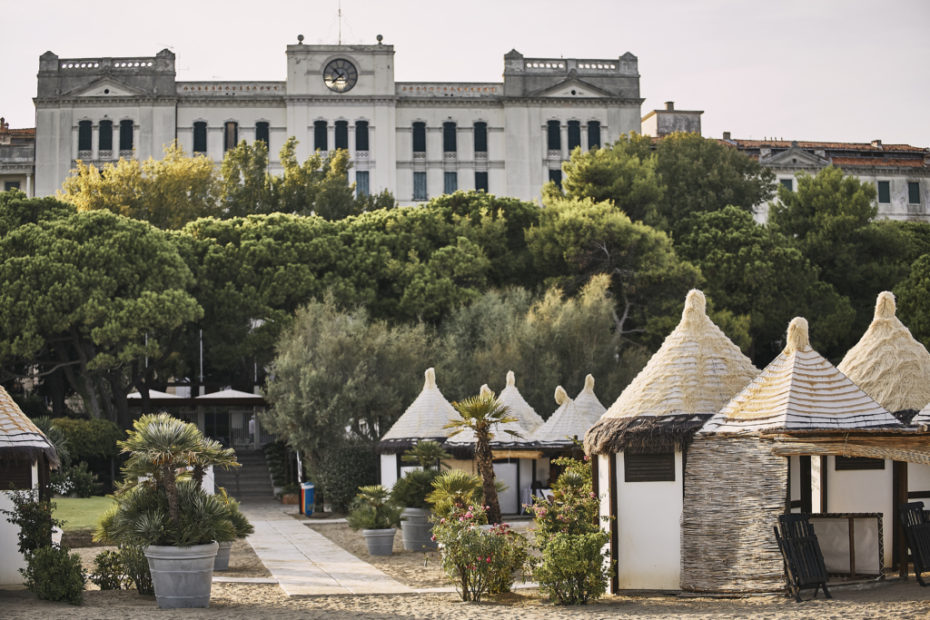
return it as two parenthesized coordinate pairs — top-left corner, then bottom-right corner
(213, 491), (254, 571)
(346, 485), (401, 556)
(96, 413), (244, 609)
(390, 441), (450, 551)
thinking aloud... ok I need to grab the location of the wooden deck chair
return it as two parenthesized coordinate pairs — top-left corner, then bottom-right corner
(900, 501), (930, 587)
(774, 513), (832, 602)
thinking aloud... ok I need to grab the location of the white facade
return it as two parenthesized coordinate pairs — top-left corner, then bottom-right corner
(33, 41), (643, 201)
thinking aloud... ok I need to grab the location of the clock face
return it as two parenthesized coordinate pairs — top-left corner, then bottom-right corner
(323, 59), (358, 93)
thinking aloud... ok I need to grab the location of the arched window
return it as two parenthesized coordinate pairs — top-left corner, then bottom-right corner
(255, 121), (269, 145)
(99, 120), (113, 152)
(547, 120), (560, 151)
(355, 121), (369, 151)
(78, 120), (92, 152)
(412, 122), (426, 153)
(567, 121), (581, 150)
(223, 121), (238, 152)
(473, 122), (487, 154)
(335, 121), (348, 150)
(193, 122), (207, 153)
(314, 121), (328, 151)
(587, 121), (601, 149)
(443, 122), (457, 153)
(119, 120), (134, 151)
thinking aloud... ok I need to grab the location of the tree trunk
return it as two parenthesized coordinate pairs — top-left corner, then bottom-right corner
(162, 463), (181, 529)
(475, 426), (501, 524)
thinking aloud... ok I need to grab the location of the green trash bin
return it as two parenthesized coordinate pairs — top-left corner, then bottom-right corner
(301, 483), (315, 517)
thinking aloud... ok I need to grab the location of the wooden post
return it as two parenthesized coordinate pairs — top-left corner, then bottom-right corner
(848, 516), (856, 577)
(893, 461), (908, 579)
(609, 453), (619, 594)
(800, 455), (812, 513)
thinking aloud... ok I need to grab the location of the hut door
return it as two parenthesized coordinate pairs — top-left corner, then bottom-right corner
(492, 461), (519, 514)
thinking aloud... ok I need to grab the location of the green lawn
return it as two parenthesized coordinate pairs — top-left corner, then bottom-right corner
(53, 496), (115, 532)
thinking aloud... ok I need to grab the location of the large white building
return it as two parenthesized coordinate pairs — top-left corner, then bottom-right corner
(32, 37), (643, 201)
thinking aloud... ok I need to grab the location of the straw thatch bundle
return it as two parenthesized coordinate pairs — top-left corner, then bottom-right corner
(0, 385), (59, 466)
(837, 291), (930, 415)
(680, 435), (786, 593)
(585, 290), (759, 455)
(533, 375), (606, 448)
(378, 367), (457, 453)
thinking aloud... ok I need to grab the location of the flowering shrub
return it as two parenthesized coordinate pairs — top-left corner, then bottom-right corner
(529, 456), (610, 604)
(431, 503), (528, 601)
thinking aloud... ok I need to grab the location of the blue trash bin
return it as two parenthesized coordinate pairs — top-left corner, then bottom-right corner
(301, 482), (315, 517)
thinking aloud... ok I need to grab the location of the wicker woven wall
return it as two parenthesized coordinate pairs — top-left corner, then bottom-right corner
(681, 435), (787, 592)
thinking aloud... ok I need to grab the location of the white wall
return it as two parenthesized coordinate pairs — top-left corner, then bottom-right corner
(0, 491), (28, 585)
(825, 456), (893, 567)
(616, 450), (683, 590)
(908, 462), (930, 503)
(380, 453), (398, 490)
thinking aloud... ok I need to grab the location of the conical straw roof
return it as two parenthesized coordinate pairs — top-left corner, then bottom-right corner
(837, 291), (930, 415)
(585, 289), (759, 454)
(914, 402), (930, 428)
(380, 368), (457, 445)
(499, 371), (545, 432)
(702, 318), (902, 434)
(533, 375), (606, 447)
(445, 372), (542, 446)
(0, 385), (59, 466)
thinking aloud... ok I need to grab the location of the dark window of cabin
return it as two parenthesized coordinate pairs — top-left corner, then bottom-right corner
(624, 452), (675, 482)
(412, 122), (426, 153)
(119, 120), (133, 151)
(255, 121), (269, 145)
(314, 120), (328, 151)
(834, 456), (885, 470)
(474, 122), (487, 153)
(567, 120), (581, 150)
(547, 120), (561, 151)
(355, 121), (369, 151)
(334, 120), (348, 150)
(475, 171), (488, 192)
(78, 120), (92, 151)
(193, 122), (207, 153)
(98, 120), (113, 151)
(587, 120), (601, 149)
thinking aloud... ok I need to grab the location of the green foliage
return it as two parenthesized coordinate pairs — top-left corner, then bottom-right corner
(50, 417), (122, 461)
(52, 496), (116, 532)
(90, 549), (127, 590)
(426, 470), (485, 520)
(346, 485), (402, 530)
(53, 461), (102, 498)
(119, 544), (154, 595)
(32, 416), (70, 466)
(391, 469), (441, 509)
(895, 254), (930, 350)
(216, 489), (255, 540)
(21, 545), (86, 605)
(0, 490), (61, 553)
(400, 440), (450, 470)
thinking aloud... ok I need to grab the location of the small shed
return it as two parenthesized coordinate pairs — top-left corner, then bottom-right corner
(685, 318), (908, 593)
(584, 289), (760, 591)
(377, 368), (457, 489)
(0, 386), (59, 585)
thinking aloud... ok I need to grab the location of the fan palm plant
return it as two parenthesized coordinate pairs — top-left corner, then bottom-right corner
(446, 391), (518, 524)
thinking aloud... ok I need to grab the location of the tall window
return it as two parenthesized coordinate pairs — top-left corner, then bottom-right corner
(335, 120), (348, 150)
(475, 171), (488, 192)
(223, 121), (238, 152)
(355, 121), (369, 151)
(547, 120), (561, 151)
(314, 120), (328, 151)
(413, 171), (427, 200)
(356, 171), (370, 197)
(587, 121), (601, 149)
(412, 122), (426, 153)
(78, 120), (92, 151)
(548, 168), (562, 188)
(255, 121), (269, 145)
(119, 120), (133, 151)
(443, 122), (457, 153)
(780, 178), (794, 192)
(567, 121), (581, 151)
(193, 122), (207, 153)
(908, 181), (921, 204)
(444, 171), (458, 194)
(474, 122), (487, 154)
(877, 180), (890, 204)
(98, 120), (113, 151)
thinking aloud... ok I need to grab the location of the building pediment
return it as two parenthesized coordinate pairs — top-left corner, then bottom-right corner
(530, 77), (612, 98)
(762, 145), (830, 168)
(66, 77), (148, 98)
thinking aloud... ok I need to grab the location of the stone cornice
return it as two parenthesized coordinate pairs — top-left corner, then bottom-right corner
(34, 96), (177, 107)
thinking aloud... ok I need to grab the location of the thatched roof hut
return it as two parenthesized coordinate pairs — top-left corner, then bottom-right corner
(0, 386), (59, 469)
(532, 375), (605, 449)
(444, 383), (539, 456)
(378, 367), (457, 452)
(585, 289), (759, 455)
(837, 291), (930, 424)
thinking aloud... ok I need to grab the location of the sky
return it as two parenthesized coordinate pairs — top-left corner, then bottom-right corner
(2, 0), (929, 146)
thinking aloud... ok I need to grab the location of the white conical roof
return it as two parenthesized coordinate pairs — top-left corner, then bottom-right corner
(445, 383), (533, 446)
(914, 402), (930, 427)
(499, 371), (545, 432)
(380, 368), (457, 442)
(837, 291), (930, 414)
(533, 375), (606, 446)
(602, 290), (759, 419)
(702, 318), (902, 434)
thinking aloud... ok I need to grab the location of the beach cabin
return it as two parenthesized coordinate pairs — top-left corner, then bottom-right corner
(584, 289), (760, 592)
(0, 386), (59, 586)
(443, 372), (545, 515)
(377, 368), (457, 490)
(685, 317), (908, 593)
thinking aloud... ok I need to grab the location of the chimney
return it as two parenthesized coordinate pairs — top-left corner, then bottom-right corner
(723, 131), (731, 140)
(871, 139), (882, 148)
(665, 101), (674, 111)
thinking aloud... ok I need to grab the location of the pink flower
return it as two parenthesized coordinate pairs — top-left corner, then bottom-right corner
(431, 535), (437, 541)
(464, 511), (473, 520)
(440, 518), (446, 524)
(486, 557), (492, 563)
(459, 516), (465, 522)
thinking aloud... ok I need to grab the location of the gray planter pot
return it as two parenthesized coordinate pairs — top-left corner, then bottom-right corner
(361, 528), (396, 556)
(214, 540), (233, 571)
(144, 542), (218, 609)
(400, 507), (437, 551)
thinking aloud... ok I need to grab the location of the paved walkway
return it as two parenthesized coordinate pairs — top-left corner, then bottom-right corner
(238, 502), (413, 596)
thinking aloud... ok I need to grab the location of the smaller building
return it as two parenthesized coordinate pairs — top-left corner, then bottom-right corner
(640, 101), (702, 137)
(0, 118), (35, 196)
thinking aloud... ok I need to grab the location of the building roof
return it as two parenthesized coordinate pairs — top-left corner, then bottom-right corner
(196, 388), (261, 400)
(0, 385), (58, 466)
(444, 382), (535, 448)
(837, 292), (930, 416)
(127, 389), (179, 399)
(585, 289), (759, 454)
(719, 138), (929, 170)
(379, 368), (457, 447)
(701, 318), (902, 435)
(533, 375), (606, 447)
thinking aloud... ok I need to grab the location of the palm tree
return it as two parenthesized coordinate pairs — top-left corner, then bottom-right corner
(446, 390), (518, 524)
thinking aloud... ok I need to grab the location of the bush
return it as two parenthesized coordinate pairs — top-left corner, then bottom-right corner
(90, 549), (127, 590)
(390, 469), (440, 509)
(0, 490), (61, 553)
(425, 469), (484, 520)
(346, 485), (401, 530)
(120, 544), (154, 595)
(52, 461), (102, 498)
(311, 441), (378, 512)
(22, 546), (86, 605)
(51, 417), (121, 461)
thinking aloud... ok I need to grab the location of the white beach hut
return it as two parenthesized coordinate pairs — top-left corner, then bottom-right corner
(377, 367), (457, 490)
(584, 289), (760, 592)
